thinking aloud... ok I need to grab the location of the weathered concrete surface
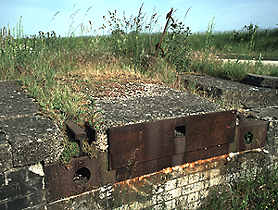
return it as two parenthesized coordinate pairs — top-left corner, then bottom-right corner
(0, 78), (276, 209)
(183, 74), (278, 108)
(0, 133), (13, 173)
(92, 83), (225, 152)
(0, 165), (46, 210)
(94, 84), (224, 128)
(0, 80), (62, 171)
(45, 83), (230, 203)
(0, 80), (63, 210)
(0, 81), (38, 120)
(0, 116), (61, 167)
(249, 106), (278, 121)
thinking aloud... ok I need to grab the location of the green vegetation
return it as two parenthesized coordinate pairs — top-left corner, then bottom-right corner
(189, 23), (278, 60)
(60, 141), (80, 163)
(200, 164), (278, 209)
(187, 21), (278, 80)
(0, 4), (192, 128)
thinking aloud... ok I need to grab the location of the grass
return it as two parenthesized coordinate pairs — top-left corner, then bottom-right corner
(199, 163), (278, 209)
(189, 49), (278, 80)
(1, 6), (278, 207)
(188, 24), (278, 60)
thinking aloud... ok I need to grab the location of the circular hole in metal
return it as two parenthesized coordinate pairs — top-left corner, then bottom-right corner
(244, 131), (253, 144)
(73, 167), (91, 185)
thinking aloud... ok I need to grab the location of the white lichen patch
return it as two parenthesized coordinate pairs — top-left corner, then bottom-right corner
(28, 162), (44, 176)
(95, 129), (109, 152)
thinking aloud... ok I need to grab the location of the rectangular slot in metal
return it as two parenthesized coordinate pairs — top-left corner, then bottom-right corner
(175, 125), (186, 137)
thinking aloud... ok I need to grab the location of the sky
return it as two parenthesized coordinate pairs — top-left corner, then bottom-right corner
(1, 0), (278, 37)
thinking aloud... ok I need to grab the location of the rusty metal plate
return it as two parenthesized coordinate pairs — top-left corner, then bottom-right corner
(184, 143), (230, 163)
(108, 110), (236, 171)
(44, 156), (115, 202)
(237, 119), (268, 152)
(108, 117), (185, 170)
(114, 143), (229, 181)
(115, 157), (173, 182)
(185, 111), (236, 152)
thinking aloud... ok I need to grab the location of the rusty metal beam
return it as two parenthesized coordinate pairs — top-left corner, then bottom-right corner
(108, 111), (236, 172)
(184, 111), (235, 152)
(114, 143), (230, 182)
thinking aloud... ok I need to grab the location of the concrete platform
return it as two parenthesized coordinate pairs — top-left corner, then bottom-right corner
(182, 74), (278, 109)
(0, 78), (274, 209)
(0, 81), (62, 172)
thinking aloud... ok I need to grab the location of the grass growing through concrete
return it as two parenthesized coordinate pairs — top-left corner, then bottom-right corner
(0, 5), (191, 162)
(0, 5), (192, 127)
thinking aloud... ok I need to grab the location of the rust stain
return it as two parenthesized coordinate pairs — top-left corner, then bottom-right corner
(114, 154), (228, 188)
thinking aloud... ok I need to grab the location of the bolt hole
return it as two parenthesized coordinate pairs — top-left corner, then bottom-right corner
(244, 131), (253, 144)
(175, 125), (186, 137)
(73, 167), (91, 185)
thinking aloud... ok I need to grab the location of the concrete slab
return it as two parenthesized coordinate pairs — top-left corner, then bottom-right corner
(0, 116), (61, 167)
(249, 106), (278, 121)
(0, 80), (62, 171)
(182, 74), (278, 159)
(241, 73), (278, 89)
(221, 59), (278, 66)
(182, 74), (278, 109)
(0, 81), (38, 120)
